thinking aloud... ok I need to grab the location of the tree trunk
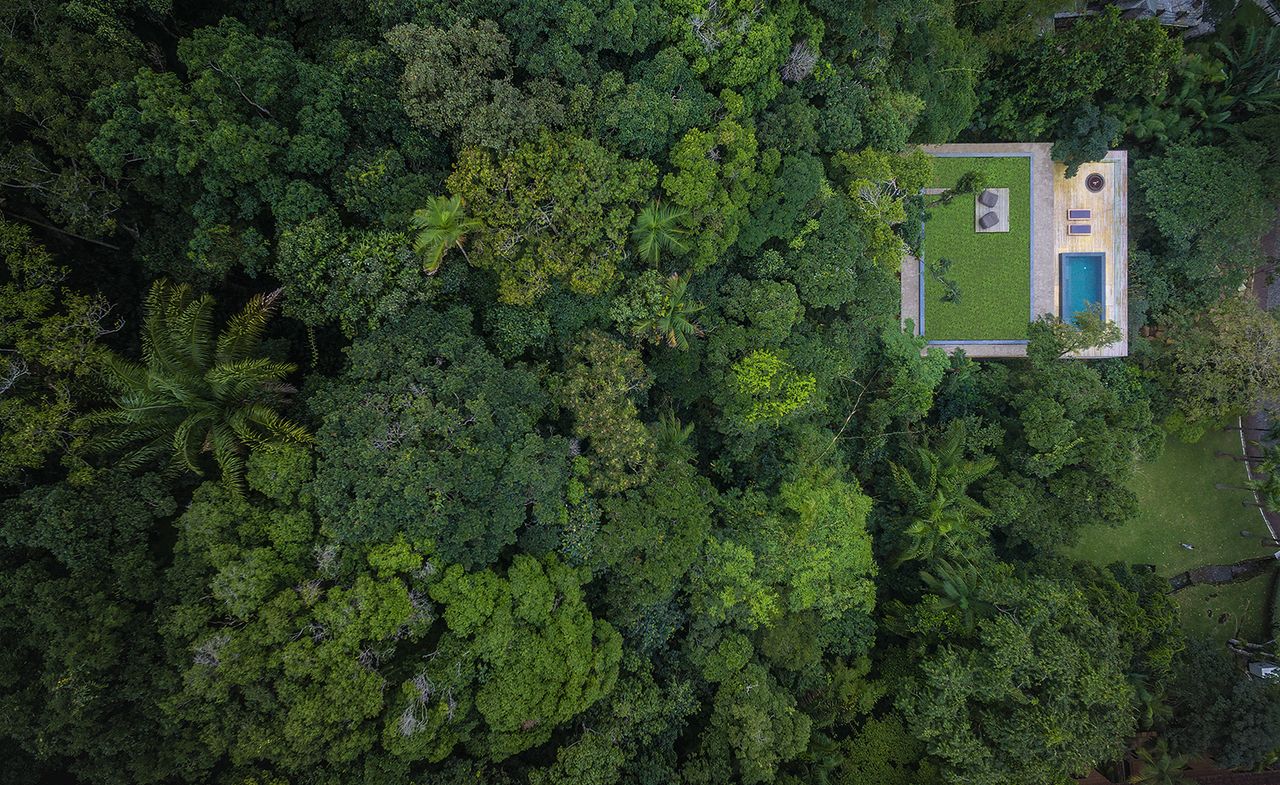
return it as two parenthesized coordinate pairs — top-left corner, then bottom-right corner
(1217, 483), (1254, 491)
(1216, 450), (1265, 463)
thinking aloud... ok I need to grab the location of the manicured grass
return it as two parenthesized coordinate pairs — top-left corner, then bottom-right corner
(1070, 428), (1275, 643)
(921, 156), (1031, 341)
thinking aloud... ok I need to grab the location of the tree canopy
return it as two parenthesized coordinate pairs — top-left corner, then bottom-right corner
(2, 1), (1279, 783)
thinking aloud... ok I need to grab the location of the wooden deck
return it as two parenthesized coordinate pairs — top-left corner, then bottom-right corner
(900, 144), (1128, 359)
(1053, 151), (1129, 358)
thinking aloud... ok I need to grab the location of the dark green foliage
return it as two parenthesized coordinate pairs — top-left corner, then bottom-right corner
(1132, 144), (1271, 316)
(1165, 638), (1280, 767)
(557, 330), (656, 494)
(275, 215), (441, 336)
(739, 151), (826, 252)
(0, 472), (180, 785)
(595, 459), (713, 624)
(975, 7), (1180, 159)
(0, 0), (149, 235)
(526, 652), (695, 785)
(896, 568), (1150, 785)
(86, 281), (310, 493)
(813, 67), (869, 154)
(90, 19), (345, 280)
(598, 48), (718, 158)
(386, 18), (566, 153)
(3, 1), (1268, 783)
(310, 306), (567, 567)
(1052, 103), (1124, 177)
(898, 18), (983, 144)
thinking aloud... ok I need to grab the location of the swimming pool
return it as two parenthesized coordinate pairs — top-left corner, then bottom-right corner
(1060, 252), (1105, 322)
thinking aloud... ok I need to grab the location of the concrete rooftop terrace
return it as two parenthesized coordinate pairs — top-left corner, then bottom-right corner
(900, 142), (1128, 359)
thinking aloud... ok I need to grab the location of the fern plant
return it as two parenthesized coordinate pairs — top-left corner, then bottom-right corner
(86, 280), (310, 493)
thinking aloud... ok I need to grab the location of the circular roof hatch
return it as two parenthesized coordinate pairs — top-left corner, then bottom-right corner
(1085, 173), (1105, 193)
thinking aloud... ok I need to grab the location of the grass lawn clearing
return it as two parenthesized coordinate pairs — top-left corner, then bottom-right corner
(921, 156), (1031, 341)
(1069, 428), (1275, 643)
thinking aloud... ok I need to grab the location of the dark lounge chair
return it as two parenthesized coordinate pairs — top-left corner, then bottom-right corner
(978, 211), (999, 230)
(978, 189), (999, 207)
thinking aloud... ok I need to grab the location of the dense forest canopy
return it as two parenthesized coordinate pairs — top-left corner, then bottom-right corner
(2, 1), (1280, 784)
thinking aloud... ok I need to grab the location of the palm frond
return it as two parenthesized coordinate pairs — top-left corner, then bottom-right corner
(206, 358), (297, 396)
(632, 201), (690, 264)
(232, 402), (312, 446)
(177, 292), (217, 370)
(98, 353), (149, 392)
(208, 422), (246, 497)
(172, 414), (210, 474)
(215, 288), (281, 365)
(413, 195), (482, 274)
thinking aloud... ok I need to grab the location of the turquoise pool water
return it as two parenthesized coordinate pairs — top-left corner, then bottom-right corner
(1060, 252), (1105, 322)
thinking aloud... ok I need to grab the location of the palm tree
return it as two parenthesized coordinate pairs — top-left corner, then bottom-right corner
(652, 410), (696, 465)
(918, 559), (994, 632)
(1128, 673), (1172, 731)
(412, 195), (482, 274)
(86, 280), (310, 493)
(919, 559), (990, 617)
(639, 272), (704, 349)
(1216, 26), (1280, 116)
(889, 420), (995, 566)
(631, 201), (689, 264)
(1216, 470), (1280, 511)
(1129, 740), (1193, 785)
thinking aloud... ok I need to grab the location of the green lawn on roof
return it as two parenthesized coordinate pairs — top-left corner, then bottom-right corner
(921, 156), (1031, 341)
(1069, 428), (1274, 643)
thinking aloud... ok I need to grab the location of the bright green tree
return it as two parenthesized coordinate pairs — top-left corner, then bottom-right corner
(730, 350), (816, 425)
(412, 196), (483, 274)
(385, 554), (621, 763)
(631, 201), (690, 264)
(447, 133), (656, 303)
